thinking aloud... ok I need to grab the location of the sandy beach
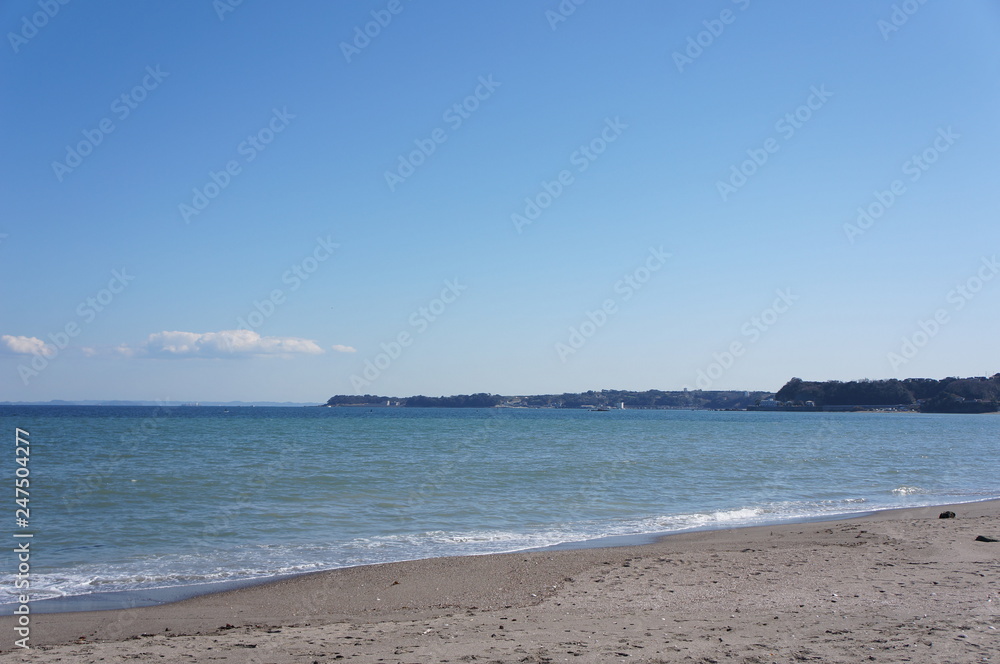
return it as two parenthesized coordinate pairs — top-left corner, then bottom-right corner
(2, 500), (997, 663)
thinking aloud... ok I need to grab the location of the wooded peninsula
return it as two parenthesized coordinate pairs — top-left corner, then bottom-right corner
(325, 374), (1000, 413)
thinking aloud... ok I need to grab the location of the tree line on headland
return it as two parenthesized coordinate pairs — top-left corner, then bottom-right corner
(326, 389), (768, 410)
(775, 375), (1000, 413)
(325, 375), (1000, 413)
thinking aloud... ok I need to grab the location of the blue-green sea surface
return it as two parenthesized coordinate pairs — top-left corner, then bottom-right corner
(1, 406), (997, 605)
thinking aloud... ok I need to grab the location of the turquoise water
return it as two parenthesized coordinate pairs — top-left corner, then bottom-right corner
(1, 405), (998, 605)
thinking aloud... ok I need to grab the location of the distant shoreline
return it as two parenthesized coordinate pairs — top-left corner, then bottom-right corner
(3, 402), (997, 414)
(0, 401), (317, 407)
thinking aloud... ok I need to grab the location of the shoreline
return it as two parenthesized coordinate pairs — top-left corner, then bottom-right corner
(2, 499), (997, 660)
(9, 496), (996, 616)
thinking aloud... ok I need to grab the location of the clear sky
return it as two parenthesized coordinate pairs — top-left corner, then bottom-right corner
(2, 1), (999, 403)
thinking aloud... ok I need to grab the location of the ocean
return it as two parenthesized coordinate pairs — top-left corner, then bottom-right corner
(1, 405), (997, 611)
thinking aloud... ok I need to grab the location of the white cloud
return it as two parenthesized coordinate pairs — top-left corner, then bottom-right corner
(112, 343), (138, 357)
(135, 330), (324, 358)
(1, 335), (55, 357)
(331, 344), (357, 353)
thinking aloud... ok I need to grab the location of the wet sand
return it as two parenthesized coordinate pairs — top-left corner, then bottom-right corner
(2, 500), (997, 663)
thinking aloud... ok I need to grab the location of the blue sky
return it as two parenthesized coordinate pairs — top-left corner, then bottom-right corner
(2, 1), (999, 403)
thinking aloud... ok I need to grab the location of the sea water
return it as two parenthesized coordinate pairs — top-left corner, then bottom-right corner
(1, 405), (997, 609)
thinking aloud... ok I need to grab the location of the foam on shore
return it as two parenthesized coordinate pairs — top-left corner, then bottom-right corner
(2, 499), (997, 662)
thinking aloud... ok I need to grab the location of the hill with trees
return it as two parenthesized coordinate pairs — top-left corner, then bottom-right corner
(774, 375), (1000, 413)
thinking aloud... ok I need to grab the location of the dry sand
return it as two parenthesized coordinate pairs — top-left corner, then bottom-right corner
(2, 501), (998, 663)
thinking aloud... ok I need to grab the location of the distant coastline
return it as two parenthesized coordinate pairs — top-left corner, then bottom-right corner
(324, 389), (769, 411)
(325, 373), (1000, 413)
(5, 373), (997, 413)
(0, 400), (317, 407)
